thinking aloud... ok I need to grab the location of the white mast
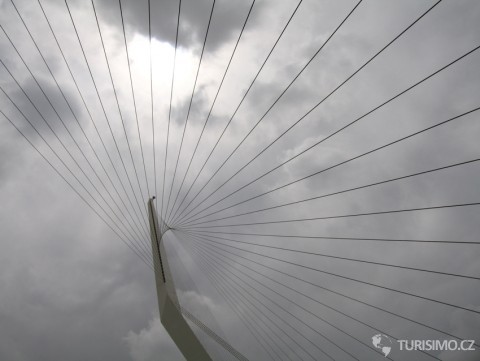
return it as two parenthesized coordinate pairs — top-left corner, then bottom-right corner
(147, 197), (213, 361)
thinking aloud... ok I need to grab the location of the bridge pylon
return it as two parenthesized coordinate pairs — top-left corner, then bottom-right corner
(147, 197), (213, 361)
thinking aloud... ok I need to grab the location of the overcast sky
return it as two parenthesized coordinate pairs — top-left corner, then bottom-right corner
(0, 0), (479, 360)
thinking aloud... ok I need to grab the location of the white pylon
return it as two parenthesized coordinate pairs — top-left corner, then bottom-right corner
(148, 197), (213, 361)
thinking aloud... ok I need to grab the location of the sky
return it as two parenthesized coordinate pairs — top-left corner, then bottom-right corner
(0, 0), (479, 360)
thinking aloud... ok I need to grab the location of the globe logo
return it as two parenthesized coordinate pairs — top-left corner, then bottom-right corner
(372, 334), (393, 357)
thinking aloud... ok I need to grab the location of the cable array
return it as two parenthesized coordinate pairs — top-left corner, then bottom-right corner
(1, 0), (479, 359)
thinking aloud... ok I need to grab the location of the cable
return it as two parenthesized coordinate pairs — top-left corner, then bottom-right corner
(8, 0), (150, 250)
(119, 0), (151, 199)
(186, 235), (381, 360)
(183, 233), (364, 361)
(161, 0), (182, 234)
(90, 0), (148, 221)
(183, 231), (480, 281)
(0, 110), (153, 269)
(189, 229), (480, 245)
(181, 229), (479, 348)
(179, 103), (480, 226)
(147, 0), (157, 211)
(36, 0), (150, 240)
(182, 234), (326, 361)
(63, 0), (149, 233)
(3, 0), (477, 357)
(164, 236), (250, 361)
(172, 233), (295, 361)
(164, 0), (217, 223)
(168, 0), (256, 224)
(184, 231), (440, 360)
(175, 0), (365, 225)
(175, 232), (292, 361)
(170, 0), (305, 225)
(0, 65), (152, 260)
(11, 0), (153, 259)
(182, 202), (480, 230)
(181, 154), (480, 227)
(180, 229), (480, 315)
(181, 232), (333, 361)
(174, 0), (443, 225)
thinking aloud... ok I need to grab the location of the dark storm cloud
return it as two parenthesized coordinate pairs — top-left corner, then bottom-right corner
(1, 74), (82, 137)
(93, 0), (263, 52)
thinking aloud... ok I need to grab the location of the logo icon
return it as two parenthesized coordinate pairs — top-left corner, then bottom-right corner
(372, 334), (393, 357)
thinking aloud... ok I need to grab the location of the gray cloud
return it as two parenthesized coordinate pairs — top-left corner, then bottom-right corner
(125, 316), (186, 361)
(1, 0), (480, 360)
(93, 0), (264, 52)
